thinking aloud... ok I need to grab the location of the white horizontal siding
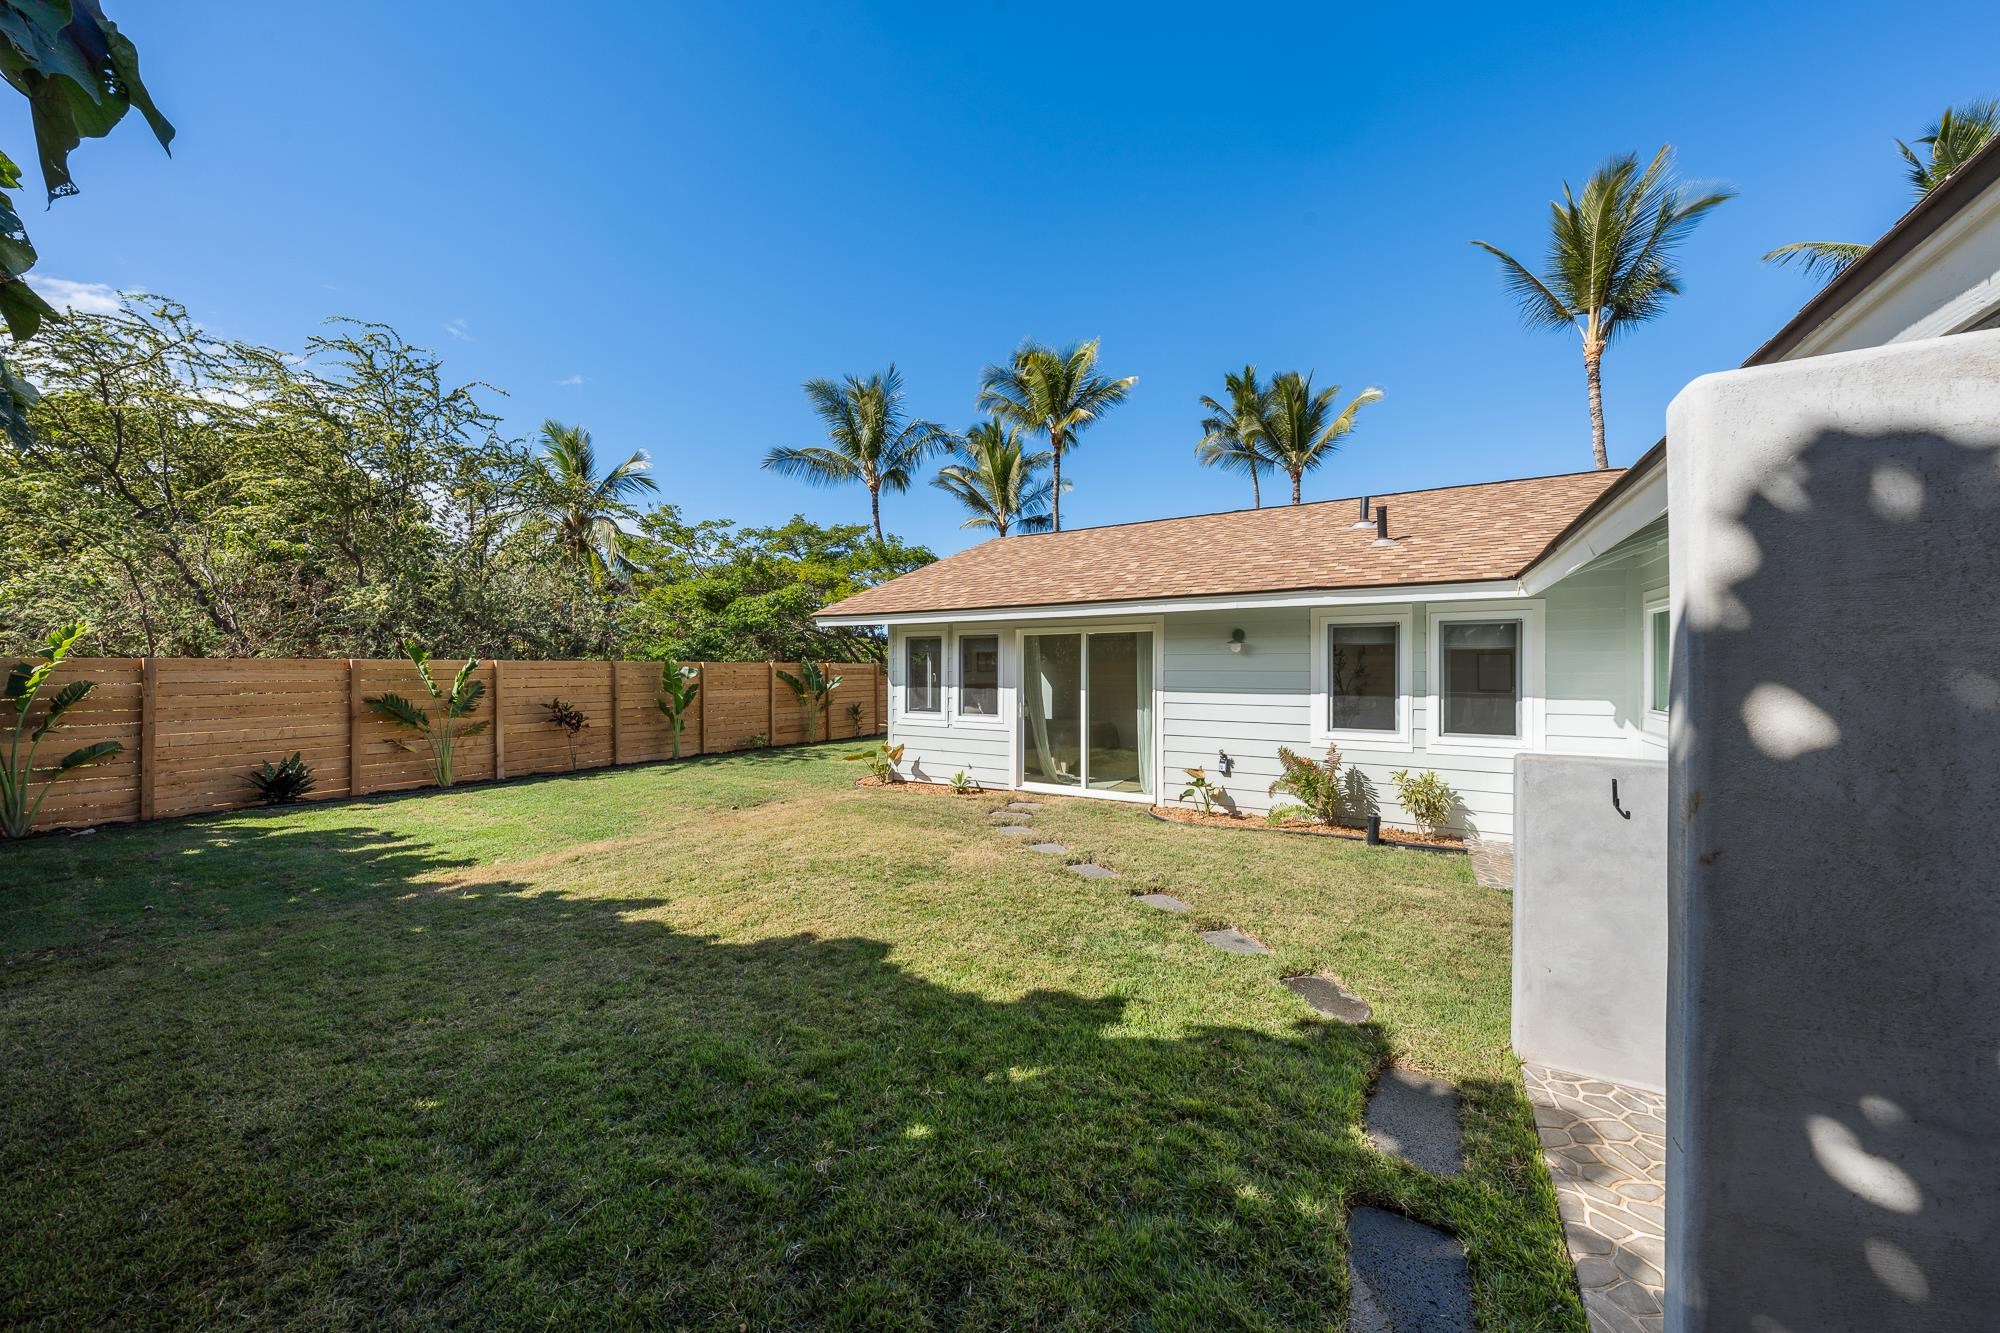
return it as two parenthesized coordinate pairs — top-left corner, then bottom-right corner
(878, 523), (1671, 839)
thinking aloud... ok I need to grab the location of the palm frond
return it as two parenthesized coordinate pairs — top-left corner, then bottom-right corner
(1761, 241), (1868, 283)
(762, 445), (863, 486)
(1470, 240), (1576, 330)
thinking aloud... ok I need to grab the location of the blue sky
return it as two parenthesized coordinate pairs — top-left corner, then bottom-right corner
(11, 2), (1998, 554)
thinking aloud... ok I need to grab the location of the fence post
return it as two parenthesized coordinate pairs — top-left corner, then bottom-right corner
(766, 662), (777, 746)
(492, 660), (508, 780)
(695, 662), (708, 756)
(607, 660), (621, 767)
(138, 657), (158, 821)
(348, 659), (368, 797)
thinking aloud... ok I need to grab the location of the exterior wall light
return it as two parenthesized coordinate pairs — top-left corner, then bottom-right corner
(1227, 628), (1246, 653)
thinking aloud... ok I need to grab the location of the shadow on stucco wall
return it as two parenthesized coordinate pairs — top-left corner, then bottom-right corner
(1669, 334), (2000, 1331)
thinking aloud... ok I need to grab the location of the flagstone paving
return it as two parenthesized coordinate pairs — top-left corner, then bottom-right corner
(1025, 842), (1068, 854)
(1133, 892), (1190, 913)
(995, 825), (1040, 838)
(1066, 863), (1116, 878)
(1346, 1207), (1475, 1332)
(1198, 926), (1271, 955)
(1281, 974), (1372, 1024)
(1522, 1063), (1667, 1333)
(1364, 1067), (1463, 1177)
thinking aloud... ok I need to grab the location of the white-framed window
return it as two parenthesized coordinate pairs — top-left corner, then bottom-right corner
(1643, 588), (1670, 731)
(955, 632), (1002, 725)
(903, 633), (943, 715)
(1310, 606), (1413, 749)
(1425, 601), (1545, 751)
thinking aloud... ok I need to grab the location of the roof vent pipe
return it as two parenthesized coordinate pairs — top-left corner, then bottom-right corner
(1372, 505), (1395, 547)
(1351, 496), (1375, 530)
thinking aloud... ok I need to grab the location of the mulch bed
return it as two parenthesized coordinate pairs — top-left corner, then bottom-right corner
(1148, 805), (1465, 853)
(855, 777), (990, 797)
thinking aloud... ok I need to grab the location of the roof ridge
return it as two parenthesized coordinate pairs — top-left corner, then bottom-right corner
(978, 465), (1625, 542)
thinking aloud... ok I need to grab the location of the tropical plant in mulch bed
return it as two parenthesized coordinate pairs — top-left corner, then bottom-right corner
(2, 623), (123, 839)
(948, 770), (978, 794)
(655, 661), (701, 759)
(1267, 743), (1343, 826)
(544, 698), (589, 770)
(364, 647), (488, 788)
(776, 661), (844, 742)
(1391, 768), (1460, 837)
(1178, 765), (1220, 815)
(246, 753), (315, 805)
(844, 741), (905, 783)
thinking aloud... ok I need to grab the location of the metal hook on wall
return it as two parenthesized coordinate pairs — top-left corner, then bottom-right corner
(1612, 778), (1632, 820)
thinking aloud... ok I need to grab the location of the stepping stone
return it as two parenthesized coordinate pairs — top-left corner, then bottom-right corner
(1066, 863), (1116, 878)
(1283, 974), (1373, 1025)
(1134, 892), (1190, 913)
(991, 812), (1032, 824)
(1199, 927), (1271, 955)
(996, 825), (1040, 838)
(1365, 1068), (1463, 1177)
(1026, 842), (1068, 854)
(1005, 802), (1044, 812)
(1346, 1207), (1474, 1332)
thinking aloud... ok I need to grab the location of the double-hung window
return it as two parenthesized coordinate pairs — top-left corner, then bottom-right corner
(1313, 608), (1412, 748)
(1644, 591), (1670, 727)
(958, 634), (999, 719)
(1437, 619), (1521, 739)
(904, 635), (943, 715)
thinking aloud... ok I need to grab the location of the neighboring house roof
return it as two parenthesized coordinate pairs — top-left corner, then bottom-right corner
(817, 469), (1625, 620)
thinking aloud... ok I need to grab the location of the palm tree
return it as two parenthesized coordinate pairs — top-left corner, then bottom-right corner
(528, 420), (657, 584)
(1196, 365), (1276, 508)
(1765, 100), (1999, 283)
(1260, 372), (1382, 505)
(1472, 146), (1734, 470)
(763, 366), (951, 543)
(977, 339), (1136, 531)
(933, 418), (1059, 536)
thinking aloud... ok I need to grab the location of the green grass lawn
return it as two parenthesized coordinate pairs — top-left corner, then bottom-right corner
(0, 745), (1583, 1330)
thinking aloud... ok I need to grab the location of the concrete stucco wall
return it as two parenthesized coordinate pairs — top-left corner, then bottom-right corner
(1666, 330), (2000, 1331)
(1512, 754), (1666, 1091)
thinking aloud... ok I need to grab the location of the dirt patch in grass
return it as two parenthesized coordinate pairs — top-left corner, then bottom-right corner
(1149, 804), (1465, 851)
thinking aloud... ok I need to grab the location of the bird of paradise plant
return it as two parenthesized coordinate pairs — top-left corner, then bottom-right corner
(3, 623), (123, 839)
(364, 647), (488, 787)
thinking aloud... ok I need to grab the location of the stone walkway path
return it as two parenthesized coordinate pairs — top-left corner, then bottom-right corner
(1521, 1063), (1667, 1333)
(986, 795), (1481, 1330)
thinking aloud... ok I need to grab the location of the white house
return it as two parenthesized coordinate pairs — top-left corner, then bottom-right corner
(816, 462), (1669, 844)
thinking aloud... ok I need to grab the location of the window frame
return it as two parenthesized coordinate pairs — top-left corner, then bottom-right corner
(951, 631), (1006, 729)
(1642, 587), (1670, 734)
(1310, 606), (1414, 751)
(898, 631), (945, 718)
(1425, 601), (1545, 752)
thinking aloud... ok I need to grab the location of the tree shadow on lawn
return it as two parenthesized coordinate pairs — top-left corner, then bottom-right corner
(0, 819), (1578, 1331)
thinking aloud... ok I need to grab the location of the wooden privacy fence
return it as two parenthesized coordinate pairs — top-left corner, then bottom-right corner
(23, 657), (886, 832)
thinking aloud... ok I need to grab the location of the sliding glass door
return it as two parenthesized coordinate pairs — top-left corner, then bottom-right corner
(1020, 629), (1153, 796)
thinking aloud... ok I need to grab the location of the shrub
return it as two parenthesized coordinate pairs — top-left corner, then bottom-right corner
(2, 622), (123, 838)
(544, 698), (589, 769)
(948, 770), (977, 794)
(844, 741), (905, 783)
(846, 701), (865, 730)
(655, 661), (701, 760)
(247, 752), (316, 805)
(363, 646), (488, 788)
(1178, 766), (1219, 815)
(1391, 768), (1458, 836)
(1267, 744), (1342, 826)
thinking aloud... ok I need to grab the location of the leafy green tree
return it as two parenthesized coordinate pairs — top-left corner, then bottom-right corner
(977, 339), (1136, 532)
(621, 511), (932, 664)
(2, 620), (120, 837)
(1195, 366), (1276, 509)
(1765, 101), (2000, 283)
(762, 366), (951, 544)
(1473, 146), (1733, 470)
(523, 420), (656, 587)
(0, 2), (172, 446)
(932, 418), (1057, 536)
(1259, 372), (1382, 505)
(776, 660), (843, 742)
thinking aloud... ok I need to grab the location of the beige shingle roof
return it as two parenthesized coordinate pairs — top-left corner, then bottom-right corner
(818, 469), (1626, 619)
